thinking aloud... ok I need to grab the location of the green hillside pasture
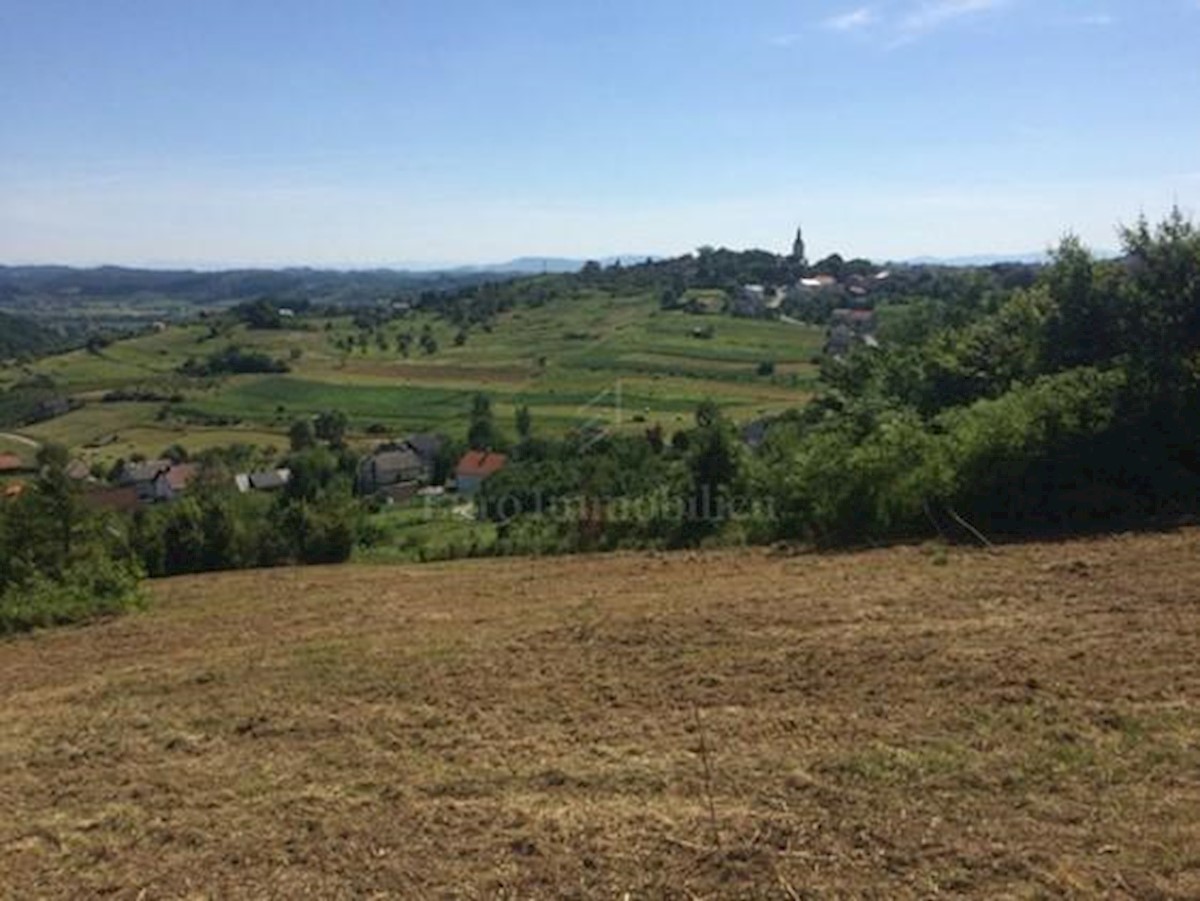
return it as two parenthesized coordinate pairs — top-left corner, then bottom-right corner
(28, 328), (206, 391)
(83, 426), (287, 467)
(181, 376), (691, 434)
(2, 293), (825, 455)
(17, 399), (288, 466)
(314, 295), (821, 388)
(21, 403), (159, 451)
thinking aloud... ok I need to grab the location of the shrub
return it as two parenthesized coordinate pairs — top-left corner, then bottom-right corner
(0, 553), (144, 634)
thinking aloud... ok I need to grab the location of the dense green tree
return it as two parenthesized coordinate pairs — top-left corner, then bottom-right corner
(289, 418), (316, 451)
(468, 393), (499, 450)
(314, 410), (349, 447)
(515, 405), (533, 442)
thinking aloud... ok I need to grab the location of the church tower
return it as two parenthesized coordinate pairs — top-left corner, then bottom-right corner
(791, 226), (807, 266)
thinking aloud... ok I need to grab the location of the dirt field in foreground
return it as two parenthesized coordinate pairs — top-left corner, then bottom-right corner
(2, 531), (1198, 899)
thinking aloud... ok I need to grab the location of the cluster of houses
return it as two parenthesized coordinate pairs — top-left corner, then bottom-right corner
(2, 434), (515, 514)
(82, 459), (295, 514)
(355, 433), (509, 501)
(731, 269), (889, 356)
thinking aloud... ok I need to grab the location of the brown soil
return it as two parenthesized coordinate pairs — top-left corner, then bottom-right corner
(2, 531), (1198, 898)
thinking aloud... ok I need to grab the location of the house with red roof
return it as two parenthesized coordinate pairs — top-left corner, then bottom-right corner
(0, 452), (26, 473)
(454, 450), (508, 496)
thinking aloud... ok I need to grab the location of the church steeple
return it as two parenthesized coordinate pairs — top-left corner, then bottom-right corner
(791, 226), (807, 265)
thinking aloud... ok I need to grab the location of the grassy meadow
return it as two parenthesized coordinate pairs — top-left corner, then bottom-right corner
(2, 290), (823, 463)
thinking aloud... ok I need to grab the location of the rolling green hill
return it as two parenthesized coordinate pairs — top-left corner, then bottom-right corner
(0, 287), (823, 464)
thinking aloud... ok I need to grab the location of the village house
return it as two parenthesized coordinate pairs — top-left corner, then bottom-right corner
(151, 463), (199, 503)
(404, 433), (444, 473)
(0, 453), (26, 474)
(797, 274), (839, 291)
(114, 459), (172, 501)
(454, 450), (508, 496)
(114, 459), (196, 503)
(358, 447), (427, 495)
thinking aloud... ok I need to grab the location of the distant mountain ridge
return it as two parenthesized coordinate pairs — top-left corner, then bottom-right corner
(0, 264), (528, 321)
(901, 249), (1120, 267)
(444, 255), (657, 274)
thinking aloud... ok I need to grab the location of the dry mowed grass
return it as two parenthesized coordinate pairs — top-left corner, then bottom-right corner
(2, 532), (1199, 899)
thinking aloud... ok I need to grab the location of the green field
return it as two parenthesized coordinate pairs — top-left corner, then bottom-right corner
(1, 291), (823, 463)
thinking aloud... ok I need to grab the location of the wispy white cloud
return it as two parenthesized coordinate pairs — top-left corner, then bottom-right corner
(824, 7), (878, 32)
(897, 0), (1007, 37)
(817, 0), (1012, 47)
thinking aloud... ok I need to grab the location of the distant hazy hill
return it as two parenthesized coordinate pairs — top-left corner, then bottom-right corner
(451, 255), (656, 274)
(903, 252), (1050, 266)
(902, 249), (1119, 267)
(0, 264), (527, 324)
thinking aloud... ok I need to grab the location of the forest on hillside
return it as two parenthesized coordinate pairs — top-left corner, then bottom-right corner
(0, 311), (63, 360)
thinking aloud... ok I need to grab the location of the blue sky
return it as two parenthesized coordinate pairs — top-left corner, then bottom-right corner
(2, 0), (1198, 267)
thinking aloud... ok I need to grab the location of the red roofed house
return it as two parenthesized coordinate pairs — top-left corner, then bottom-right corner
(0, 452), (26, 473)
(454, 451), (507, 496)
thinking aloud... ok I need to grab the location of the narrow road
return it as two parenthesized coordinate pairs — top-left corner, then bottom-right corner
(0, 431), (40, 450)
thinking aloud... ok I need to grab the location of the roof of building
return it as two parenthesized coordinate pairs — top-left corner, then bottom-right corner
(800, 275), (838, 288)
(0, 453), (24, 472)
(456, 451), (508, 479)
(2, 481), (26, 500)
(405, 433), (444, 460)
(118, 459), (172, 485)
(372, 448), (424, 473)
(158, 463), (199, 492)
(248, 469), (292, 491)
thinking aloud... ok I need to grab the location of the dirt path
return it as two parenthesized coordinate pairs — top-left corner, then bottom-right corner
(0, 431), (39, 449)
